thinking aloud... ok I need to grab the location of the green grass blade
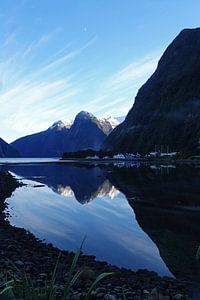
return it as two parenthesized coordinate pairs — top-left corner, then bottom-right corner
(65, 270), (83, 295)
(0, 279), (15, 299)
(84, 272), (113, 300)
(63, 239), (85, 298)
(0, 285), (14, 295)
(7, 259), (21, 273)
(47, 252), (61, 299)
(0, 279), (14, 289)
(196, 245), (200, 261)
(122, 288), (127, 300)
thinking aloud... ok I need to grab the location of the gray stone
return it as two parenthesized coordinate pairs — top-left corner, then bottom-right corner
(104, 295), (117, 300)
(96, 292), (105, 298)
(173, 294), (183, 300)
(143, 289), (150, 295)
(95, 287), (106, 294)
(15, 260), (24, 267)
(151, 287), (157, 295)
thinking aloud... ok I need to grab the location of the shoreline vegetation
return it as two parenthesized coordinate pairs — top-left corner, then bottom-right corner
(1, 157), (200, 166)
(60, 149), (200, 165)
(60, 157), (200, 165)
(0, 171), (193, 299)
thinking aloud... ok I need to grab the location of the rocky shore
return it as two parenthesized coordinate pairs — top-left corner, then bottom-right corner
(0, 172), (193, 299)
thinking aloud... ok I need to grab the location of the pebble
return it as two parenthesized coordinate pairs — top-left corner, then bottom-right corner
(173, 294), (184, 300)
(133, 296), (140, 300)
(104, 295), (117, 300)
(15, 260), (24, 267)
(143, 289), (150, 295)
(96, 292), (106, 298)
(95, 287), (107, 294)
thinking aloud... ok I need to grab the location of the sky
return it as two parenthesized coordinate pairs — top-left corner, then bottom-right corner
(1, 0), (200, 142)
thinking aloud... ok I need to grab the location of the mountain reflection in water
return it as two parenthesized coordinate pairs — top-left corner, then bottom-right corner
(106, 165), (200, 282)
(3, 162), (200, 282)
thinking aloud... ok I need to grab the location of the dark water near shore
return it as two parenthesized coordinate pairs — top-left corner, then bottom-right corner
(1, 159), (200, 283)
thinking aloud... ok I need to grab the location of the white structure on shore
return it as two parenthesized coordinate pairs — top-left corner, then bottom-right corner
(85, 155), (99, 159)
(125, 153), (141, 159)
(149, 151), (178, 158)
(113, 154), (126, 159)
(113, 153), (141, 160)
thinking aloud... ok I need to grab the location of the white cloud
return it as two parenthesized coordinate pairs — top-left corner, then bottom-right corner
(107, 54), (159, 89)
(0, 24), (161, 143)
(22, 28), (62, 59)
(0, 34), (96, 142)
(1, 33), (16, 48)
(85, 51), (162, 117)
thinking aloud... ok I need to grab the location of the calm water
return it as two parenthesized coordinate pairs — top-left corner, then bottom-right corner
(1, 159), (200, 283)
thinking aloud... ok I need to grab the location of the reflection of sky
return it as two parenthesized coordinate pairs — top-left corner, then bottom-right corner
(0, 158), (59, 164)
(6, 178), (172, 276)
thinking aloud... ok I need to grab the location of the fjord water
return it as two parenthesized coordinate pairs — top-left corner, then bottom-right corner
(2, 161), (200, 282)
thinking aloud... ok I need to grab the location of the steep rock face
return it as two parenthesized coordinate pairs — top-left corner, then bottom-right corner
(99, 116), (120, 130)
(103, 28), (200, 154)
(11, 121), (72, 157)
(11, 111), (114, 157)
(66, 111), (112, 152)
(0, 138), (19, 157)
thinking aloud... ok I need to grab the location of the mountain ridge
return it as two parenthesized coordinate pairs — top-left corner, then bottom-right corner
(11, 111), (121, 157)
(103, 27), (200, 155)
(0, 138), (19, 157)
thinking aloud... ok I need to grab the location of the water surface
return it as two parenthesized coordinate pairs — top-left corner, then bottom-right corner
(2, 160), (200, 282)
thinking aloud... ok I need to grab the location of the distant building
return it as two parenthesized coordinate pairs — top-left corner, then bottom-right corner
(86, 155), (99, 159)
(125, 153), (141, 159)
(149, 151), (178, 158)
(160, 152), (178, 157)
(113, 154), (125, 159)
(149, 151), (160, 158)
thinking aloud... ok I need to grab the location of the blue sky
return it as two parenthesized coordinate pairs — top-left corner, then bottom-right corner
(1, 0), (200, 142)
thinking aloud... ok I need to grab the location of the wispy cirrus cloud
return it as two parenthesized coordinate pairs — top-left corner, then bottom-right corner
(0, 32), (96, 142)
(84, 51), (162, 117)
(22, 29), (62, 58)
(107, 54), (159, 90)
(1, 33), (16, 48)
(0, 22), (161, 143)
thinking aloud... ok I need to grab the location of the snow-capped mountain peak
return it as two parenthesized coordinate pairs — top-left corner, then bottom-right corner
(106, 116), (120, 128)
(49, 119), (73, 130)
(63, 119), (73, 128)
(99, 116), (120, 129)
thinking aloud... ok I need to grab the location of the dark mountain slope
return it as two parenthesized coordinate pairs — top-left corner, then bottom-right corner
(11, 111), (113, 157)
(0, 138), (19, 157)
(103, 28), (200, 155)
(66, 111), (112, 152)
(11, 121), (71, 157)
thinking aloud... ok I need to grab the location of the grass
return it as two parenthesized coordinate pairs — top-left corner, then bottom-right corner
(122, 289), (127, 300)
(0, 242), (113, 300)
(196, 245), (200, 261)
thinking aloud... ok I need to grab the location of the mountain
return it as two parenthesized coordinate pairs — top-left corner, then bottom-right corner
(65, 111), (112, 152)
(7, 164), (119, 204)
(11, 120), (72, 157)
(99, 116), (120, 129)
(115, 116), (125, 124)
(103, 28), (200, 155)
(105, 165), (200, 281)
(11, 111), (116, 157)
(0, 138), (19, 157)
(49, 119), (73, 130)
